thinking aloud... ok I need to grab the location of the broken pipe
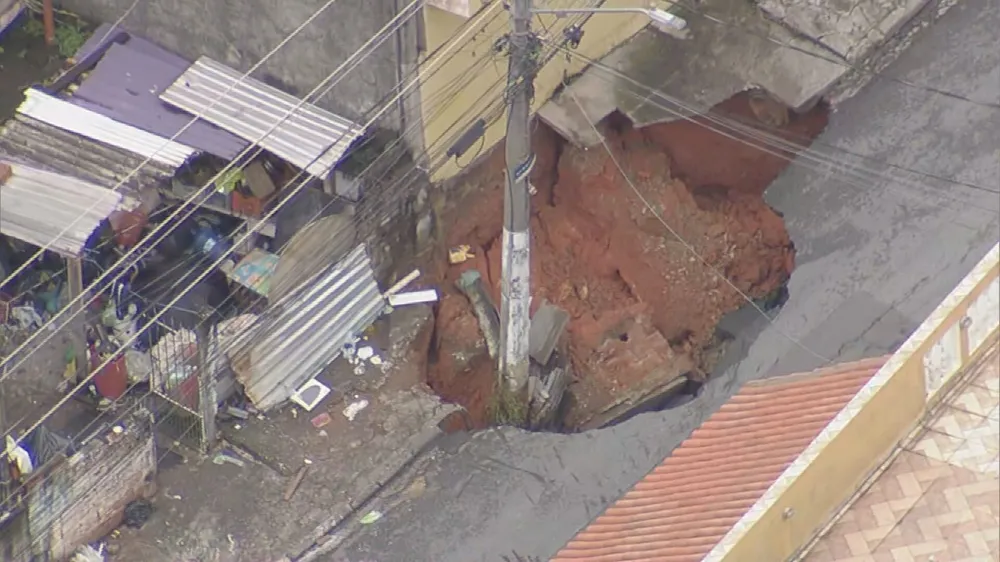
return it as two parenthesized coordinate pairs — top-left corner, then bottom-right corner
(455, 270), (501, 359)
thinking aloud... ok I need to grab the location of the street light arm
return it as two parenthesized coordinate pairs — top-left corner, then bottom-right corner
(531, 7), (652, 15)
(529, 6), (686, 30)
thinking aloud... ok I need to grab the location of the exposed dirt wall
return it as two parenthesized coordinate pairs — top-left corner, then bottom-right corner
(425, 92), (830, 428)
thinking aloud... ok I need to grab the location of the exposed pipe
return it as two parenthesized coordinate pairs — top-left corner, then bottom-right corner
(40, 0), (53, 46)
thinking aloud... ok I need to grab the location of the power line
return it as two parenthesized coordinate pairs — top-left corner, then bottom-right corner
(0, 0), (439, 379)
(669, 0), (1000, 109)
(0, 0), (357, 295)
(2, 0), (507, 447)
(544, 41), (1000, 212)
(563, 87), (833, 365)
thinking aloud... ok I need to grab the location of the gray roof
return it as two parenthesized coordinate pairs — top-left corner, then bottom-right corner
(70, 24), (249, 160)
(0, 162), (122, 257)
(160, 56), (365, 178)
(0, 114), (173, 193)
(229, 244), (384, 411)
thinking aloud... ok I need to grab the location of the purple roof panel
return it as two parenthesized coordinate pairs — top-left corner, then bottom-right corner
(71, 33), (249, 160)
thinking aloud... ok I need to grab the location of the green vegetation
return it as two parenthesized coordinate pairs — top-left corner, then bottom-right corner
(20, 13), (91, 59)
(488, 382), (528, 427)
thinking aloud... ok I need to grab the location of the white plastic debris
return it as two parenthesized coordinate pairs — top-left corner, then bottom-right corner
(356, 346), (375, 361)
(71, 544), (105, 562)
(387, 289), (439, 307)
(343, 399), (369, 421)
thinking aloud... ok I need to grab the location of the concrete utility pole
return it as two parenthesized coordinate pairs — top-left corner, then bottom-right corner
(499, 0), (535, 394)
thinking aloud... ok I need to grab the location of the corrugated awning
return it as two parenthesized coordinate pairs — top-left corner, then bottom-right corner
(228, 244), (384, 411)
(159, 56), (365, 178)
(18, 88), (198, 169)
(0, 163), (122, 257)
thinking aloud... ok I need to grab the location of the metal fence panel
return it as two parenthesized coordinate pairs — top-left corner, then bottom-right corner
(234, 244), (384, 410)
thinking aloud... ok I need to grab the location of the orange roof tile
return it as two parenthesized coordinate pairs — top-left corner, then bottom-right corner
(551, 356), (889, 562)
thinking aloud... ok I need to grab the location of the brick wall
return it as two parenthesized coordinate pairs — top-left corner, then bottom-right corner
(25, 421), (156, 561)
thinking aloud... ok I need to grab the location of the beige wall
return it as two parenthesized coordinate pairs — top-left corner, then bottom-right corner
(706, 243), (1000, 562)
(419, 1), (652, 182)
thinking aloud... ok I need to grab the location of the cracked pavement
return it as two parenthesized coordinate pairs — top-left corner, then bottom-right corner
(330, 0), (1000, 560)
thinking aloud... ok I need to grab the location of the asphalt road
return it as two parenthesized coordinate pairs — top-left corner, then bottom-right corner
(332, 0), (1000, 559)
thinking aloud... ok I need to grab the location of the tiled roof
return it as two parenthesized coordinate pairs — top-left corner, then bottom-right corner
(551, 356), (889, 562)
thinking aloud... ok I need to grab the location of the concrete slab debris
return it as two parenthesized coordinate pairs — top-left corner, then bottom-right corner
(528, 303), (570, 366)
(539, 0), (929, 146)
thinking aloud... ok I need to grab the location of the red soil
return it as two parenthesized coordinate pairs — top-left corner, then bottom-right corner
(424, 92), (829, 428)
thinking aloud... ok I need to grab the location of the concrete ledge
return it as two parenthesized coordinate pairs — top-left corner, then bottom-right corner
(704, 243), (999, 561)
(0, 0), (21, 36)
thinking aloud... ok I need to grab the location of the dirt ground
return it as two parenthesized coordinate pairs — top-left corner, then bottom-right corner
(0, 14), (63, 118)
(425, 92), (830, 429)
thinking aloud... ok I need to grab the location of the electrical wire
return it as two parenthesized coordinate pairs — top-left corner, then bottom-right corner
(1, 0), (508, 446)
(544, 41), (1000, 214)
(668, 0), (1000, 109)
(0, 0), (581, 380)
(0, 85), (518, 557)
(0, 0), (358, 295)
(0, 28), (564, 482)
(0, 15), (581, 531)
(0, 0), (441, 379)
(563, 87), (833, 364)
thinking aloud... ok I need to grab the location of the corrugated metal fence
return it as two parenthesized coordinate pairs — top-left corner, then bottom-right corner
(230, 245), (384, 411)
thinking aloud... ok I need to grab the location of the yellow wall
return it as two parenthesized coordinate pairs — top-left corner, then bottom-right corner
(712, 245), (1000, 562)
(418, 1), (652, 182)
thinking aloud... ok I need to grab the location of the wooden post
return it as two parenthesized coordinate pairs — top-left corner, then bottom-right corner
(66, 257), (87, 380)
(41, 0), (56, 47)
(196, 320), (217, 452)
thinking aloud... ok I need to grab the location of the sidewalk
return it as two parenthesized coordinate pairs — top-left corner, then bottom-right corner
(109, 304), (462, 562)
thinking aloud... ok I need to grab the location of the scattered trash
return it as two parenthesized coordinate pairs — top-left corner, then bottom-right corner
(303, 458), (313, 465)
(344, 341), (388, 375)
(71, 544), (105, 562)
(284, 466), (309, 501)
(343, 399), (369, 421)
(5, 435), (34, 476)
(124, 349), (152, 384)
(227, 533), (237, 553)
(10, 306), (43, 331)
(311, 412), (332, 428)
(290, 379), (331, 412)
(233, 424), (242, 430)
(359, 510), (383, 525)
(448, 245), (475, 265)
(387, 289), (439, 307)
(122, 499), (153, 529)
(166, 492), (182, 500)
(318, 429), (328, 437)
(212, 453), (246, 468)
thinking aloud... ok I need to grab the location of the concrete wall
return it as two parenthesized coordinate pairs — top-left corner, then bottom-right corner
(418, 1), (652, 183)
(705, 243), (1000, 562)
(25, 427), (156, 561)
(56, 0), (421, 137)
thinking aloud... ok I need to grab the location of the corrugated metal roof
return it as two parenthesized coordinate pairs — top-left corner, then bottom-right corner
(0, 114), (173, 192)
(0, 162), (123, 257)
(160, 56), (365, 178)
(551, 356), (890, 562)
(69, 26), (250, 160)
(228, 244), (384, 411)
(18, 88), (197, 168)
